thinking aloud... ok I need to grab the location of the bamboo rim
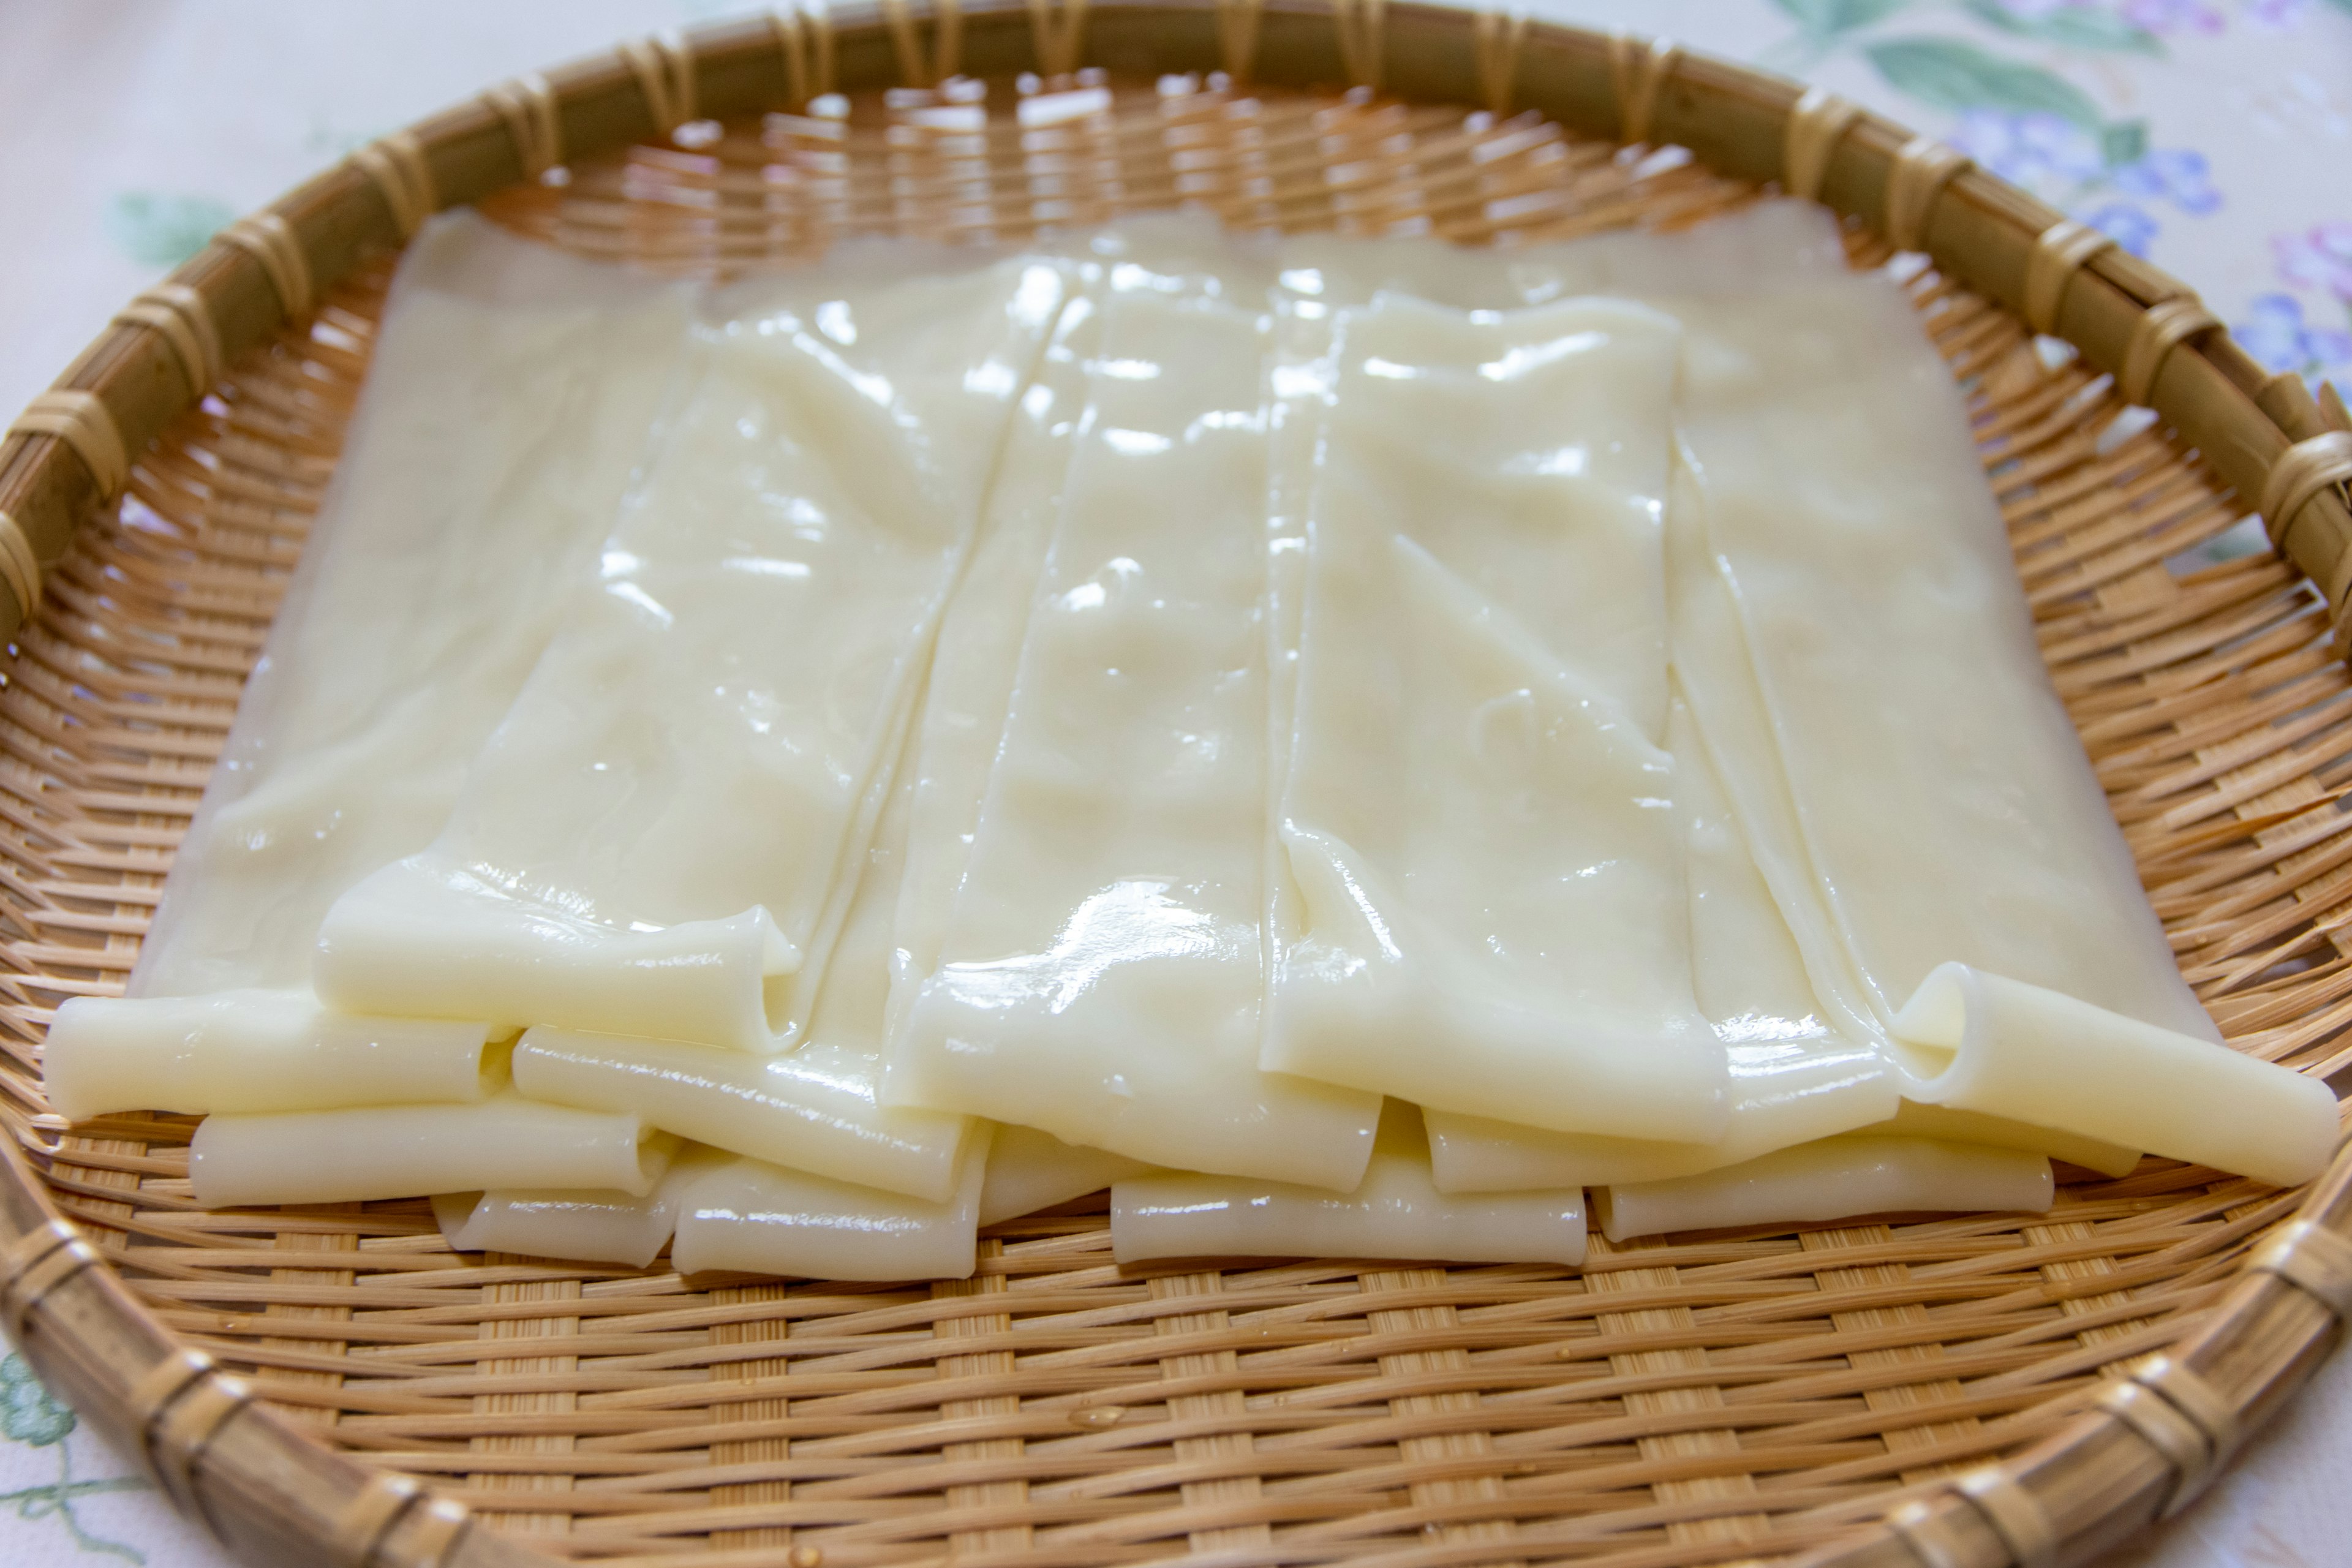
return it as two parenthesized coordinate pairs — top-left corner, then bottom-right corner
(0, 6), (2348, 1567)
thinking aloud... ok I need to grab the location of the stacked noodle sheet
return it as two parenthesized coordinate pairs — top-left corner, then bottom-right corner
(47, 204), (2333, 1284)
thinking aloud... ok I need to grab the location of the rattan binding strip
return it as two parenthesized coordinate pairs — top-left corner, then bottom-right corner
(1887, 1499), (1966, 1568)
(113, 282), (223, 396)
(2263, 432), (2352, 554)
(1956, 1467), (2059, 1568)
(350, 131), (437, 240)
(218, 212), (314, 320)
(1332, 0), (1385, 88)
(1027, 0), (1091, 77)
(2251, 1213), (2352, 1316)
(621, 31), (699, 135)
(483, 72), (563, 179)
(1610, 31), (1678, 146)
(331, 1472), (424, 1568)
(1216, 0), (1264, 79)
(883, 0), (965, 86)
(2122, 295), (2220, 407)
(1783, 86), (1860, 203)
(2099, 1378), (2217, 1516)
(146, 1367), (251, 1537)
(2025, 218), (2115, 337)
(2132, 1354), (2242, 1461)
(768, 3), (837, 106)
(1472, 7), (1528, 115)
(11, 388), (129, 497)
(2, 1218), (96, 1343)
(0, 510), (40, 617)
(1886, 135), (1969, 254)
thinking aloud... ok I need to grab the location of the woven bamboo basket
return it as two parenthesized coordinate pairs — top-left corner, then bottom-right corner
(4, 4), (2352, 1566)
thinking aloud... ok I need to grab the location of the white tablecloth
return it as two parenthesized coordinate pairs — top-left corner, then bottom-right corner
(1, 3), (2346, 1564)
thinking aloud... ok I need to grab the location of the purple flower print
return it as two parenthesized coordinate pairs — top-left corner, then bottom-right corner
(2112, 148), (2221, 214)
(2275, 224), (2352, 304)
(2234, 294), (2352, 377)
(2124, 0), (2225, 32)
(2084, 202), (2160, 256)
(1950, 109), (2104, 194)
(2240, 0), (2309, 26)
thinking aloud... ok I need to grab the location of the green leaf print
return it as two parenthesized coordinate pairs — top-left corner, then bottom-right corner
(1863, 37), (2105, 127)
(1959, 0), (2164, 55)
(2101, 118), (2149, 170)
(1772, 0), (1915, 35)
(0, 1354), (74, 1447)
(105, 191), (235, 270)
(0, 1355), (146, 1562)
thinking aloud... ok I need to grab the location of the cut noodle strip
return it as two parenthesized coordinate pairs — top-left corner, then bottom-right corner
(1600, 1135), (2052, 1242)
(433, 1146), (728, 1268)
(980, 1125), (1150, 1226)
(1112, 1102), (1584, 1265)
(192, 1093), (673, 1207)
(672, 1125), (991, 1281)
(46, 992), (497, 1122)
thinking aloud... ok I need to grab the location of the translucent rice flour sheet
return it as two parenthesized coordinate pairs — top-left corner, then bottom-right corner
(45, 212), (693, 1119)
(1259, 292), (1728, 1145)
(881, 270), (1101, 1041)
(1423, 690), (1897, 1193)
(1668, 259), (2335, 1186)
(510, 716), (976, 1202)
(889, 281), (1384, 1192)
(315, 252), (1072, 1055)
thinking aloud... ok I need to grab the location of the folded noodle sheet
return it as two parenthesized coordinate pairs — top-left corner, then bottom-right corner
(510, 717), (974, 1201)
(314, 251), (1071, 1054)
(1423, 692), (1896, 1192)
(1661, 243), (2332, 1183)
(1259, 292), (1727, 1145)
(888, 281), (1382, 1191)
(50, 213), (692, 1115)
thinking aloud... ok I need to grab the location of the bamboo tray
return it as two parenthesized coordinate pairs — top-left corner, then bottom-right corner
(4, 4), (2352, 1566)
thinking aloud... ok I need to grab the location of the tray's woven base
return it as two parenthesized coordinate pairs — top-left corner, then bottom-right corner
(7, 75), (2342, 1566)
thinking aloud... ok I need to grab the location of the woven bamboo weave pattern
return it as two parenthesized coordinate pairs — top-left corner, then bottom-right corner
(3, 55), (2350, 1568)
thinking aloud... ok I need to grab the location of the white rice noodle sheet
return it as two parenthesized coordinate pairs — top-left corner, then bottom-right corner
(433, 1145), (730, 1268)
(1667, 261), (2326, 1184)
(980, 1124), (1151, 1227)
(133, 213), (693, 1005)
(1261, 295), (1725, 1145)
(511, 720), (975, 1202)
(92, 216), (691, 1082)
(1112, 1102), (1585, 1266)
(888, 287), (1382, 1191)
(46, 992), (500, 1122)
(190, 1092), (676, 1208)
(1269, 199), (1849, 322)
(671, 1125), (992, 1283)
(884, 276), (1101, 1039)
(1599, 1135), (2054, 1242)
(1423, 692), (1896, 1193)
(315, 254), (1072, 1054)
